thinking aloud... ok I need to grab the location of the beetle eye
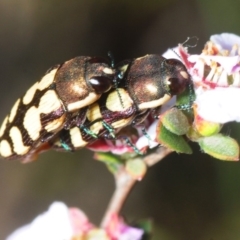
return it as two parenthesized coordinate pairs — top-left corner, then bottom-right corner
(165, 58), (184, 67)
(168, 77), (187, 95)
(164, 59), (191, 95)
(89, 76), (113, 94)
(165, 59), (179, 65)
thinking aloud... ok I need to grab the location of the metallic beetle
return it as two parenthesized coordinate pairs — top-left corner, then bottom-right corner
(0, 56), (116, 162)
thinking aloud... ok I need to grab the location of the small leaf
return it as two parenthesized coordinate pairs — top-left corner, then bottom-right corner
(161, 108), (190, 135)
(94, 152), (122, 164)
(198, 134), (239, 161)
(187, 126), (202, 142)
(156, 122), (192, 154)
(94, 152), (123, 174)
(125, 158), (147, 180)
(195, 119), (221, 136)
(194, 107), (221, 136)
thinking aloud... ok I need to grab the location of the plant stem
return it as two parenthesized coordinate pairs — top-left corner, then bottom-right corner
(100, 147), (172, 228)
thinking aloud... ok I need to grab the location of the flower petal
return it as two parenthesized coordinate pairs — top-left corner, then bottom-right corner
(68, 207), (93, 235)
(188, 54), (240, 75)
(162, 46), (182, 60)
(196, 87), (240, 123)
(210, 33), (240, 52)
(7, 202), (73, 240)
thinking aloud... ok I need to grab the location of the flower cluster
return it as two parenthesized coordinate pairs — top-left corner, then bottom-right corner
(157, 33), (240, 161)
(7, 202), (144, 240)
(183, 33), (240, 123)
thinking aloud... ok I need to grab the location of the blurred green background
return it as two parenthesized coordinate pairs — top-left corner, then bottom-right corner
(1, 0), (240, 239)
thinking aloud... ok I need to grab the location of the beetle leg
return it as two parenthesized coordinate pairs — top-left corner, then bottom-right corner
(121, 136), (143, 155)
(102, 120), (116, 138)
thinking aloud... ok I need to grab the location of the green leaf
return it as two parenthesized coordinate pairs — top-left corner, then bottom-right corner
(161, 108), (190, 135)
(198, 134), (239, 161)
(156, 122), (192, 154)
(94, 152), (122, 164)
(125, 158), (147, 180)
(194, 114), (221, 136)
(186, 126), (202, 142)
(94, 152), (123, 174)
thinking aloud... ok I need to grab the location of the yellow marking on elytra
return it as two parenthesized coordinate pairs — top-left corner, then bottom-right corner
(87, 103), (102, 121)
(87, 103), (103, 133)
(106, 88), (133, 112)
(22, 82), (38, 105)
(112, 116), (134, 129)
(9, 126), (30, 155)
(89, 121), (103, 135)
(118, 64), (128, 75)
(0, 116), (9, 137)
(70, 127), (88, 148)
(9, 99), (20, 123)
(138, 94), (171, 110)
(23, 106), (41, 141)
(44, 114), (66, 132)
(38, 90), (61, 114)
(0, 140), (12, 157)
(38, 69), (57, 90)
(180, 71), (189, 79)
(23, 90), (65, 141)
(22, 69), (57, 105)
(67, 92), (100, 112)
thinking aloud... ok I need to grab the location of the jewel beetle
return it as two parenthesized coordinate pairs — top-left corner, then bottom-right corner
(0, 56), (116, 162)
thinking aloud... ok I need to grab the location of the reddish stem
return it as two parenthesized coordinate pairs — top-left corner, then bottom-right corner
(100, 147), (172, 228)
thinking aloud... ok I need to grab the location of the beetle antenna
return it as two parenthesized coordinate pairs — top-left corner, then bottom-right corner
(121, 136), (142, 155)
(107, 51), (125, 108)
(181, 36), (199, 48)
(107, 51), (115, 68)
(171, 36), (199, 60)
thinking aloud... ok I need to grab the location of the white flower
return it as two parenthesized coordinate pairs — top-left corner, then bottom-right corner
(7, 202), (144, 240)
(6, 202), (73, 240)
(195, 87), (240, 123)
(178, 33), (240, 123)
